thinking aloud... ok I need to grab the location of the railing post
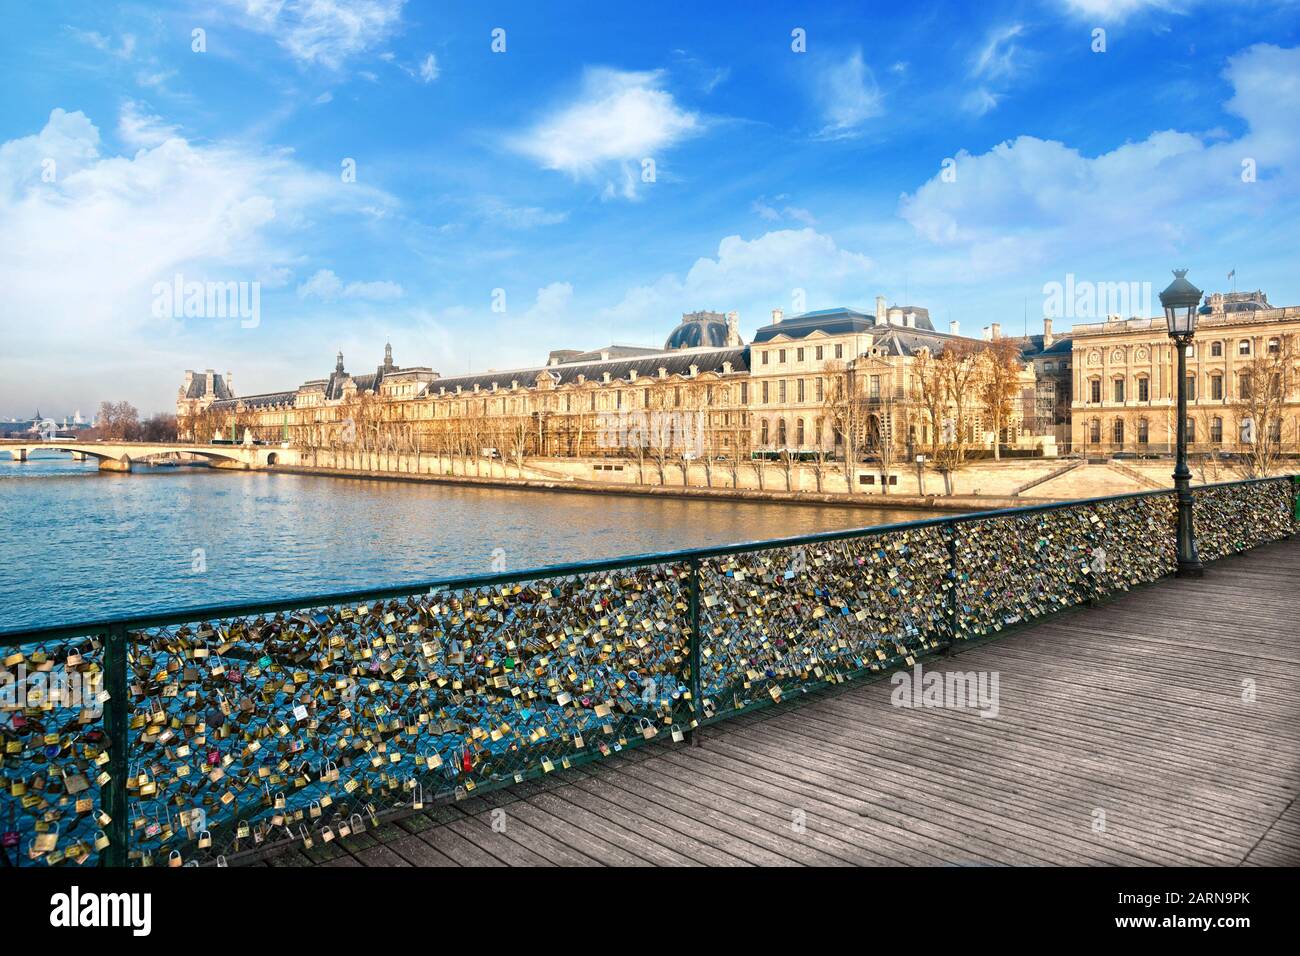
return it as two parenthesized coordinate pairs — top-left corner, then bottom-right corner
(944, 521), (959, 654)
(100, 625), (129, 867)
(686, 557), (703, 746)
(1293, 475), (1300, 530)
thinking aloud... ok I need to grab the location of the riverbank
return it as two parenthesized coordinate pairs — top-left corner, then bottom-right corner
(268, 463), (1027, 512)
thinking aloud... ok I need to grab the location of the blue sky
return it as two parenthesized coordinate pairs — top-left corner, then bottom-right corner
(1, 0), (1298, 416)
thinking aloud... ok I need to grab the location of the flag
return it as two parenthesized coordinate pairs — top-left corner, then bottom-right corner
(1228, 269), (1236, 279)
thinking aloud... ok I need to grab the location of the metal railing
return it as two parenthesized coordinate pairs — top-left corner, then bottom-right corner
(2, 476), (1296, 867)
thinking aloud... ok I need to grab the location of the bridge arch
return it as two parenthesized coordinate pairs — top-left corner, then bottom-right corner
(0, 441), (259, 470)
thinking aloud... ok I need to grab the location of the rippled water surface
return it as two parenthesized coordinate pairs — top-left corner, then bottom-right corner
(1, 453), (947, 631)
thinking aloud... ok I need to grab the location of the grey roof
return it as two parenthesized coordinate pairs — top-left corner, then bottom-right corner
(752, 308), (876, 343)
(1017, 334), (1074, 359)
(211, 390), (295, 412)
(185, 373), (233, 400)
(556, 345), (663, 364)
(665, 313), (731, 350)
(423, 347), (749, 397)
(867, 326), (962, 357)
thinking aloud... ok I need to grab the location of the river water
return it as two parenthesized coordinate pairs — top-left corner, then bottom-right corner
(0, 453), (947, 632)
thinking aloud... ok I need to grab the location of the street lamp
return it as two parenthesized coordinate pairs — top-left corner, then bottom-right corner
(1159, 268), (1203, 578)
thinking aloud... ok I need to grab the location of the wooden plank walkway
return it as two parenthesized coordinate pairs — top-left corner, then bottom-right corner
(267, 537), (1300, 867)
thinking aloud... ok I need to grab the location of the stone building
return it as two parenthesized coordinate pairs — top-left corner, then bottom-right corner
(1069, 290), (1300, 455)
(1015, 318), (1074, 449)
(180, 304), (1049, 463)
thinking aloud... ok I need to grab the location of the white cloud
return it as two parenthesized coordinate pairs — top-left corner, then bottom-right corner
(226, 0), (406, 68)
(298, 269), (403, 301)
(962, 88), (1001, 117)
(598, 229), (874, 336)
(813, 49), (883, 137)
(418, 53), (438, 82)
(751, 196), (816, 225)
(898, 43), (1300, 276)
(510, 67), (701, 198)
(972, 23), (1025, 81)
(1059, 0), (1176, 21)
(313, 92), (334, 105)
(68, 29), (136, 60)
(118, 101), (179, 149)
(0, 108), (396, 411)
(477, 198), (568, 228)
(526, 281), (573, 318)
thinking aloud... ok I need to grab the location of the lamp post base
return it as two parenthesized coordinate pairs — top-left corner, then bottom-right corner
(1175, 561), (1204, 579)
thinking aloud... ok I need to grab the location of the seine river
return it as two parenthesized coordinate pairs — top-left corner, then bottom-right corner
(0, 453), (946, 632)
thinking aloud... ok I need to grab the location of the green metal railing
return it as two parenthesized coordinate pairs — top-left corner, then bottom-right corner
(2, 476), (1296, 867)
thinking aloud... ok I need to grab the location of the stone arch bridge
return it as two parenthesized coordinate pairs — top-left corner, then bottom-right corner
(0, 440), (300, 472)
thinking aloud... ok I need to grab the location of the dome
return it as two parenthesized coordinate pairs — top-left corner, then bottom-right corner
(665, 311), (733, 350)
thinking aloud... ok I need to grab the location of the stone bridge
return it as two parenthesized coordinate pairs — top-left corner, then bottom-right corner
(0, 439), (300, 472)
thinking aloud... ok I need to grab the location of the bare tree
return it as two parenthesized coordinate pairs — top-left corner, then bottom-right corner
(823, 360), (864, 494)
(1228, 334), (1295, 478)
(96, 401), (141, 440)
(978, 337), (1024, 461)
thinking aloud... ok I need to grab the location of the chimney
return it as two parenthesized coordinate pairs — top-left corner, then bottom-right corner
(905, 312), (916, 328)
(204, 369), (214, 395)
(875, 295), (886, 324)
(1042, 318), (1054, 349)
(991, 322), (1001, 340)
(725, 311), (741, 346)
(949, 320), (960, 336)
(771, 308), (783, 325)
(982, 326), (991, 341)
(225, 370), (234, 396)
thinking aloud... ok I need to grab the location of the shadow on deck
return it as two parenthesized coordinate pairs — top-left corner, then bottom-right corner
(268, 538), (1300, 867)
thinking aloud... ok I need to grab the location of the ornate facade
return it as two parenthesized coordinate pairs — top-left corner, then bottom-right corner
(1070, 290), (1300, 457)
(179, 305), (1050, 464)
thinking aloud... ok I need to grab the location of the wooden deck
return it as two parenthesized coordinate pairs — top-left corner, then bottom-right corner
(266, 537), (1300, 867)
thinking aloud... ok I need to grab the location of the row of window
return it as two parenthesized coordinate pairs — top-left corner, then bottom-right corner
(759, 344), (845, 366)
(1087, 370), (1281, 403)
(1201, 338), (1282, 358)
(1085, 417), (1285, 443)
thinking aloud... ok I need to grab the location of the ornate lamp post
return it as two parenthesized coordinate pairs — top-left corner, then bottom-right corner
(1159, 269), (1204, 578)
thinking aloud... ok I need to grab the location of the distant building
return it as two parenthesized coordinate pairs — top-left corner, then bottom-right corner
(180, 303), (1055, 460)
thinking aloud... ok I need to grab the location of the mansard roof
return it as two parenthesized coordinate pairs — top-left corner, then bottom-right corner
(1017, 334), (1074, 359)
(184, 373), (234, 400)
(422, 346), (750, 397)
(752, 308), (876, 343)
(210, 390), (295, 412)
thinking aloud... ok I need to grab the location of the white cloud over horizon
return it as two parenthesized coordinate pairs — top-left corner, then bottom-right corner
(899, 43), (1300, 279)
(0, 106), (397, 413)
(298, 269), (403, 301)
